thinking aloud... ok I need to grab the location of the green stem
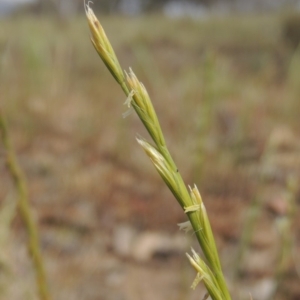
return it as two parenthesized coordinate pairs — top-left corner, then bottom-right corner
(118, 70), (231, 300)
(0, 109), (51, 300)
(189, 212), (231, 300)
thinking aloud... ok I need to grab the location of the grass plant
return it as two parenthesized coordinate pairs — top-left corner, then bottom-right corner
(0, 192), (16, 296)
(233, 130), (279, 278)
(0, 9), (298, 300)
(0, 109), (51, 300)
(85, 3), (232, 299)
(192, 50), (218, 182)
(268, 176), (298, 300)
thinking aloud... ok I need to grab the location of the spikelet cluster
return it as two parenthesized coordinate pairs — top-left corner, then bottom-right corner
(85, 4), (231, 299)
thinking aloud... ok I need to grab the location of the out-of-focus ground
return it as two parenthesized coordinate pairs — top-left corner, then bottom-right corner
(0, 12), (300, 300)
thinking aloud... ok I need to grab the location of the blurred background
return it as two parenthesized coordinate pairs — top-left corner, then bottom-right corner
(0, 0), (300, 299)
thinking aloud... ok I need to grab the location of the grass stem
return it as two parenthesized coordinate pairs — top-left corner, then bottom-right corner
(85, 4), (232, 299)
(0, 109), (51, 300)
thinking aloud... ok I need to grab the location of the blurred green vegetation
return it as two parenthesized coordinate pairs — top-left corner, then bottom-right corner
(0, 12), (299, 300)
(1, 13), (299, 174)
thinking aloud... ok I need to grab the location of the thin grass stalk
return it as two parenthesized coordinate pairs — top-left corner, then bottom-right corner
(233, 192), (263, 278)
(0, 109), (51, 300)
(85, 4), (231, 299)
(0, 192), (17, 296)
(193, 50), (217, 182)
(267, 176), (297, 300)
(233, 141), (274, 278)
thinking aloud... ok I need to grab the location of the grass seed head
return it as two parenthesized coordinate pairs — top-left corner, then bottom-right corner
(186, 249), (223, 300)
(85, 8), (232, 299)
(85, 1), (124, 84)
(127, 69), (166, 148)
